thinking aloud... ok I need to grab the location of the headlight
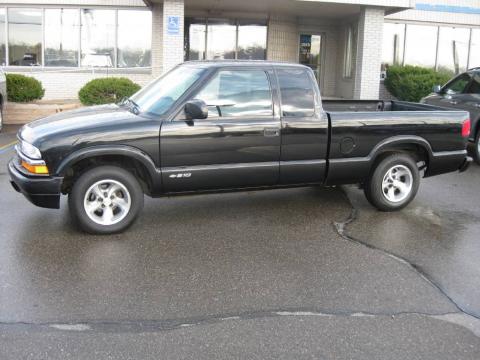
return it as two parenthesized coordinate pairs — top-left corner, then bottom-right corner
(20, 141), (42, 159)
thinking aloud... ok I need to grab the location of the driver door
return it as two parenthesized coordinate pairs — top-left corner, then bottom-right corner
(426, 73), (471, 108)
(160, 67), (281, 193)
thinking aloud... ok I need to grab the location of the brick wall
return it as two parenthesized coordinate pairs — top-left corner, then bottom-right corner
(353, 6), (384, 99)
(152, 3), (164, 77)
(266, 15), (298, 63)
(162, 0), (184, 73)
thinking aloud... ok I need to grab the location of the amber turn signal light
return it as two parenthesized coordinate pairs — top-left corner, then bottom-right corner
(21, 160), (49, 175)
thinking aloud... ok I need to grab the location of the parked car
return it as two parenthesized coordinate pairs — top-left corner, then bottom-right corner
(9, 61), (472, 234)
(421, 68), (480, 163)
(0, 69), (6, 132)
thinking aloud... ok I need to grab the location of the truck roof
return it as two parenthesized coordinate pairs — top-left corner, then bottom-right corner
(182, 60), (310, 69)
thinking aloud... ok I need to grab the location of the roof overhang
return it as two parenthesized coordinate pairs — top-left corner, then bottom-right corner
(144, 0), (414, 17)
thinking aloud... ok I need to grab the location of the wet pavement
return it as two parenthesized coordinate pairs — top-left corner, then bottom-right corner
(1, 127), (480, 359)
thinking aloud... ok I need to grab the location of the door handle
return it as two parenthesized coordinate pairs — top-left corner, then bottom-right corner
(264, 127), (280, 137)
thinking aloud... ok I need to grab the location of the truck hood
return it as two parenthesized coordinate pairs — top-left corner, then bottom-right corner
(19, 104), (139, 147)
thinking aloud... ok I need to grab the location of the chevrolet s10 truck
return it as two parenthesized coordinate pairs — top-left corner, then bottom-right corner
(9, 61), (472, 234)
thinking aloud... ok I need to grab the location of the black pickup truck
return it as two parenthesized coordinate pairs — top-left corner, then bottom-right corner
(9, 61), (472, 234)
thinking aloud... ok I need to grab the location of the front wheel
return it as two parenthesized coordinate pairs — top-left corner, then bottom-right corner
(69, 166), (144, 234)
(364, 153), (420, 212)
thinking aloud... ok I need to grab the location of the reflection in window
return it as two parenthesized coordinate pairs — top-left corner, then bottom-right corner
(237, 21), (267, 60)
(206, 19), (236, 60)
(45, 9), (79, 67)
(0, 9), (5, 65)
(469, 29), (480, 69)
(444, 73), (471, 94)
(81, 9), (115, 67)
(185, 18), (206, 60)
(437, 27), (470, 74)
(8, 8), (42, 66)
(404, 24), (437, 68)
(196, 70), (273, 117)
(117, 10), (151, 67)
(343, 25), (355, 78)
(382, 23), (405, 66)
(277, 69), (315, 117)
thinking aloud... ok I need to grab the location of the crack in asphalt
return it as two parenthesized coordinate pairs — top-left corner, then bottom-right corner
(333, 187), (480, 326)
(0, 309), (473, 334)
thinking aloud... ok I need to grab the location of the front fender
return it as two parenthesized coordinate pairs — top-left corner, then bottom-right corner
(55, 145), (162, 191)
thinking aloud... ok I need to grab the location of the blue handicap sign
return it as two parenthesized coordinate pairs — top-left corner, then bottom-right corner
(167, 16), (180, 35)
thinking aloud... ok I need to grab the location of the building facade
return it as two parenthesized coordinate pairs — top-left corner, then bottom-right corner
(0, 0), (479, 100)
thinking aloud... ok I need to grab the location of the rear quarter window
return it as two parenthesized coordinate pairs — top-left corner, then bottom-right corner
(277, 68), (315, 117)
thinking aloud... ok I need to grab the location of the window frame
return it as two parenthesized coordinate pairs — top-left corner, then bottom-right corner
(186, 67), (275, 120)
(1, 6), (152, 69)
(276, 67), (318, 118)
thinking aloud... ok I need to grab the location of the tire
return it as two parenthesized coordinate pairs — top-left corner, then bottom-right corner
(473, 131), (480, 165)
(364, 153), (420, 212)
(68, 165), (144, 234)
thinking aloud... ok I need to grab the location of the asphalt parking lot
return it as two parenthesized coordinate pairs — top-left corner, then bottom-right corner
(1, 126), (480, 359)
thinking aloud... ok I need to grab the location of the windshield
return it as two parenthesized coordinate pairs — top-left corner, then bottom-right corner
(130, 65), (206, 116)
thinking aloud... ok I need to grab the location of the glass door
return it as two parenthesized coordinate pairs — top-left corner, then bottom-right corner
(299, 34), (323, 87)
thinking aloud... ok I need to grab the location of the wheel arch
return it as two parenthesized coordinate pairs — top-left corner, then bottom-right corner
(57, 146), (161, 195)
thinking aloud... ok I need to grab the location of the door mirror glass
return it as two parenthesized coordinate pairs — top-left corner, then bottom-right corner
(432, 84), (441, 93)
(185, 99), (208, 120)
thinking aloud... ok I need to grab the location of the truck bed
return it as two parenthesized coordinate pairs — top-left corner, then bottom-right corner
(322, 99), (447, 112)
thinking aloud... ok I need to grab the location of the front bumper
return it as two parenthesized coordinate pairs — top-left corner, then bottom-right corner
(8, 159), (63, 209)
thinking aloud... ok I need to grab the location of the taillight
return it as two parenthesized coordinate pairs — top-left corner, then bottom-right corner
(462, 118), (471, 138)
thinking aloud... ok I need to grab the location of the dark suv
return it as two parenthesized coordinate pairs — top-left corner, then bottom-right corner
(421, 68), (480, 163)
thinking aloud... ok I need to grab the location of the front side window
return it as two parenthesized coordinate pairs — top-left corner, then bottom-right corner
(467, 73), (480, 95)
(81, 9), (115, 67)
(277, 69), (315, 117)
(45, 9), (80, 67)
(443, 73), (471, 95)
(8, 8), (42, 66)
(130, 65), (205, 117)
(117, 10), (151, 67)
(195, 70), (273, 117)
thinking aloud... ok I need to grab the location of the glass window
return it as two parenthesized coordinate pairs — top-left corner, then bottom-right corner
(45, 9), (79, 67)
(277, 69), (315, 117)
(206, 19), (236, 60)
(195, 70), (273, 117)
(8, 8), (42, 66)
(343, 25), (355, 78)
(81, 9), (115, 67)
(0, 9), (5, 66)
(469, 29), (480, 69)
(404, 24), (437, 68)
(117, 10), (151, 68)
(467, 73), (480, 94)
(437, 27), (470, 74)
(237, 21), (267, 60)
(443, 73), (471, 95)
(185, 18), (206, 60)
(382, 23), (405, 66)
(131, 65), (205, 117)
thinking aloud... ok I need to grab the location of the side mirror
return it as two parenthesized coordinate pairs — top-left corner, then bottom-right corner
(432, 85), (442, 93)
(185, 99), (208, 120)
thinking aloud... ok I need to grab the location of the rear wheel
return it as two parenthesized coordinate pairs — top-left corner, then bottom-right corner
(473, 131), (480, 165)
(69, 166), (144, 234)
(364, 153), (420, 211)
